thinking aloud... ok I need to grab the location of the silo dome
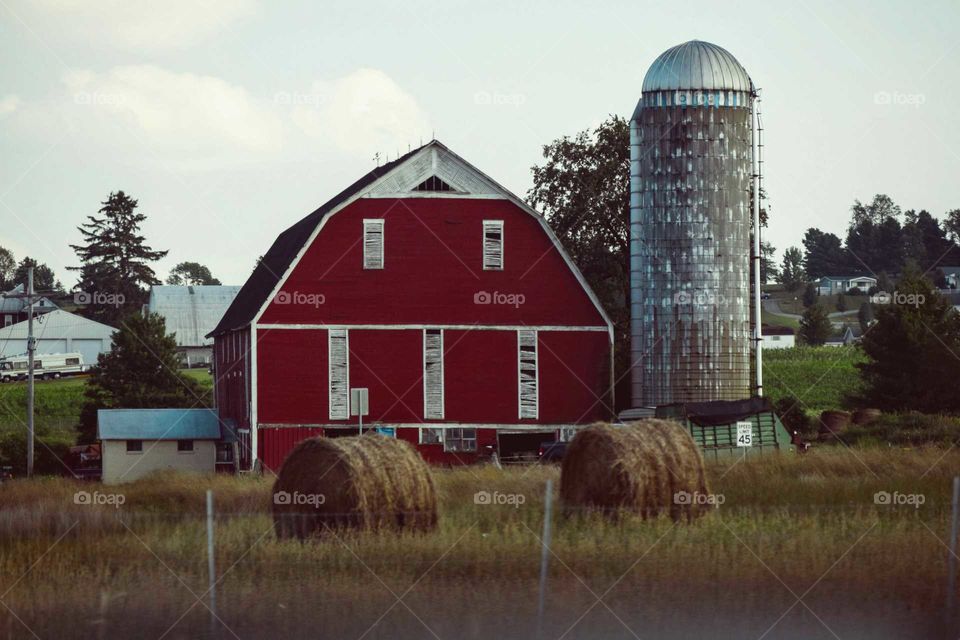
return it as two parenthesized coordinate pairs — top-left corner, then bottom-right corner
(641, 40), (752, 93)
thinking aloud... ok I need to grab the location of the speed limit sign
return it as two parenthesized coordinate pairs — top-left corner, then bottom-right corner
(736, 421), (753, 447)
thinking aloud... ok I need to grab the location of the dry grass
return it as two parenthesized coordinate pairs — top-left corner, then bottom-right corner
(0, 446), (957, 636)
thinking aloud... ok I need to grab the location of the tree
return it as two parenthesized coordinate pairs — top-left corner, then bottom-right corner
(854, 265), (960, 412)
(858, 301), (874, 332)
(527, 116), (629, 407)
(945, 209), (960, 244)
(802, 282), (818, 307)
(760, 240), (779, 283)
(779, 246), (806, 291)
(802, 228), (847, 279)
(0, 246), (14, 290)
(799, 304), (832, 346)
(76, 313), (207, 443)
(12, 257), (61, 292)
(69, 191), (167, 325)
(166, 262), (222, 286)
(836, 293), (847, 313)
(851, 193), (901, 226)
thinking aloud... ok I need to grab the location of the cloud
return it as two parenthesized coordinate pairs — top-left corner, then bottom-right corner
(63, 65), (284, 161)
(289, 68), (431, 157)
(0, 95), (21, 118)
(34, 0), (257, 51)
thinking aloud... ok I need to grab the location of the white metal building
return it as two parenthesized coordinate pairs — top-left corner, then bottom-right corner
(147, 285), (240, 365)
(0, 309), (115, 364)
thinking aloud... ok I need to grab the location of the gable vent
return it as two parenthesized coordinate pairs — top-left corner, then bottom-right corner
(413, 175), (454, 192)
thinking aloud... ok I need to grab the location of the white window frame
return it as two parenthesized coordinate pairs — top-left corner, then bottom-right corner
(423, 329), (444, 420)
(328, 329), (349, 420)
(482, 220), (504, 270)
(419, 427), (443, 445)
(518, 329), (539, 419)
(363, 219), (385, 270)
(444, 427), (477, 452)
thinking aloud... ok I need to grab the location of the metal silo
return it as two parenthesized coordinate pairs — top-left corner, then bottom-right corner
(630, 40), (756, 407)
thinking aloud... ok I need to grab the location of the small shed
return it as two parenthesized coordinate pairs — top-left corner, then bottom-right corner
(761, 324), (796, 350)
(98, 408), (225, 483)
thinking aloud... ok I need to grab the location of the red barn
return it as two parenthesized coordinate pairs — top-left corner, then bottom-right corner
(209, 141), (613, 472)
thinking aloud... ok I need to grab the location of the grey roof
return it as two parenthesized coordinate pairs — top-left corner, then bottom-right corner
(642, 40), (753, 93)
(0, 285), (58, 314)
(0, 309), (115, 341)
(98, 408), (222, 440)
(148, 285), (241, 347)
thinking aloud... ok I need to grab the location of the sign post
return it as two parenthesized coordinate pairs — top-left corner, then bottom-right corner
(351, 388), (369, 433)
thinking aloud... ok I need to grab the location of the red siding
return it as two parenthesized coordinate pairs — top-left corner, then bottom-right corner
(348, 329), (422, 423)
(538, 331), (611, 423)
(443, 329), (519, 423)
(259, 426), (325, 473)
(257, 198), (605, 328)
(257, 328), (327, 424)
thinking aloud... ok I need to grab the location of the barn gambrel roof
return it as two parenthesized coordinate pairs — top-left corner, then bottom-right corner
(208, 140), (611, 337)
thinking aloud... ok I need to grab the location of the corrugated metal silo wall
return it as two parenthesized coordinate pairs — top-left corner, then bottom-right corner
(630, 100), (752, 406)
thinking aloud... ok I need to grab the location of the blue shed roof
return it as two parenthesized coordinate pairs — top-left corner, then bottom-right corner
(97, 408), (223, 441)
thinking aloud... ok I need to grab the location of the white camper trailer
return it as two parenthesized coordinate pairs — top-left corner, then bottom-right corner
(0, 352), (87, 382)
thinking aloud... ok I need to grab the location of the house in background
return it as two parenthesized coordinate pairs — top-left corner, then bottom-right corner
(1, 284), (58, 327)
(816, 276), (877, 296)
(147, 285), (241, 366)
(0, 309), (115, 363)
(761, 324), (795, 350)
(209, 140), (614, 472)
(938, 266), (960, 290)
(98, 408), (236, 483)
(825, 325), (861, 347)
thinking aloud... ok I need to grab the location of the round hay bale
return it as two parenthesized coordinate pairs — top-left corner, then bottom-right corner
(272, 434), (437, 540)
(851, 408), (882, 425)
(559, 420), (710, 521)
(819, 410), (851, 440)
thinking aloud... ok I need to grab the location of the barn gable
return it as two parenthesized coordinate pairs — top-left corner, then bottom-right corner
(209, 140), (611, 336)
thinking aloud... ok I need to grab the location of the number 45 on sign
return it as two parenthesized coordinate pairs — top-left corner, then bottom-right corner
(736, 421), (753, 447)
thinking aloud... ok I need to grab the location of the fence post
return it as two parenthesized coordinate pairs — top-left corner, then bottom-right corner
(207, 489), (217, 635)
(537, 478), (553, 638)
(948, 477), (959, 610)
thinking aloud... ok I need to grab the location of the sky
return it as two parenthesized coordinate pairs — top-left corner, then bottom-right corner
(1, 0), (958, 287)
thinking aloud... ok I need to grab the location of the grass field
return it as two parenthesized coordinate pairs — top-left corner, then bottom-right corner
(0, 448), (957, 638)
(764, 345), (866, 413)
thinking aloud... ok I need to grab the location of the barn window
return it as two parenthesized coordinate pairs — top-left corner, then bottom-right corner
(419, 427), (443, 445)
(177, 440), (194, 452)
(518, 330), (538, 419)
(423, 329), (444, 419)
(328, 329), (349, 420)
(363, 219), (384, 269)
(414, 175), (453, 192)
(444, 428), (477, 452)
(126, 440), (142, 453)
(483, 220), (503, 270)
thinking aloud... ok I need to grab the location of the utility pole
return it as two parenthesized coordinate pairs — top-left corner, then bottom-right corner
(2, 267), (44, 477)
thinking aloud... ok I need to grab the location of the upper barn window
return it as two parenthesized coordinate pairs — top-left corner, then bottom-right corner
(482, 220), (503, 270)
(363, 219), (384, 269)
(414, 175), (453, 192)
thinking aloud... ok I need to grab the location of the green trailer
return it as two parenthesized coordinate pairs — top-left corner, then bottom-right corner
(654, 397), (794, 460)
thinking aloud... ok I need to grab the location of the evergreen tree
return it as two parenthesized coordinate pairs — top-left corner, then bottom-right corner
(167, 261), (222, 286)
(778, 246), (806, 291)
(0, 247), (14, 290)
(12, 257), (61, 292)
(799, 304), (832, 346)
(76, 313), (207, 443)
(854, 266), (960, 412)
(69, 191), (167, 325)
(802, 228), (848, 279)
(760, 240), (779, 283)
(802, 282), (818, 307)
(836, 293), (847, 312)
